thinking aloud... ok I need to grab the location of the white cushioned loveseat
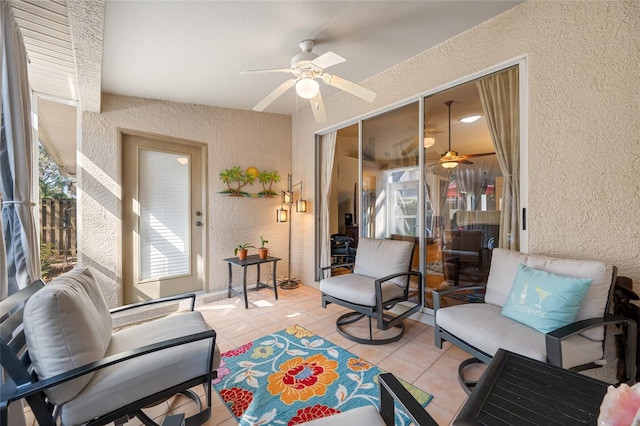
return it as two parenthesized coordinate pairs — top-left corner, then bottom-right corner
(433, 248), (637, 386)
(0, 267), (220, 426)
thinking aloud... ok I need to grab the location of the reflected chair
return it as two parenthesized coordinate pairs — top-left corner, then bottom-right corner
(441, 229), (484, 285)
(320, 238), (422, 345)
(330, 233), (356, 265)
(0, 268), (220, 426)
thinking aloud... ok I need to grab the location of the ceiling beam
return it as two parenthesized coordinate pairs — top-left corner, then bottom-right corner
(67, 0), (105, 113)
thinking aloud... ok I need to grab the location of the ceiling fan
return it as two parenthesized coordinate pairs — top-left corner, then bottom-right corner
(241, 40), (376, 123)
(428, 100), (494, 168)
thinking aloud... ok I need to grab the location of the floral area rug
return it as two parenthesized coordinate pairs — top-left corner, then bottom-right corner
(213, 325), (433, 425)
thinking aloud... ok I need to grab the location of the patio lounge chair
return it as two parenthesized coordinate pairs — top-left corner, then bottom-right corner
(0, 267), (220, 426)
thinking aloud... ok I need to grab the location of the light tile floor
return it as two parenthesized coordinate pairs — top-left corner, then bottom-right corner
(24, 284), (486, 426)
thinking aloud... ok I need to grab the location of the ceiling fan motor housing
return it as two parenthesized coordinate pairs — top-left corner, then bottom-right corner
(291, 52), (319, 71)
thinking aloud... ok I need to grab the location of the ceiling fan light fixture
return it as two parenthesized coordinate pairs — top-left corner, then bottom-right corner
(295, 78), (319, 99)
(459, 115), (481, 123)
(423, 136), (436, 149)
(441, 161), (458, 169)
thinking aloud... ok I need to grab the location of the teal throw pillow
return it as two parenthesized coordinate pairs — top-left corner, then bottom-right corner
(501, 263), (593, 333)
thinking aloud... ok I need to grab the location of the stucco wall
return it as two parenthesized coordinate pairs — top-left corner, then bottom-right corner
(80, 94), (291, 307)
(292, 0), (639, 288)
(291, 0), (639, 381)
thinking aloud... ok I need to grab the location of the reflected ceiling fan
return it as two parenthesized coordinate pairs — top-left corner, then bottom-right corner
(392, 123), (443, 166)
(428, 100), (494, 168)
(241, 40), (376, 123)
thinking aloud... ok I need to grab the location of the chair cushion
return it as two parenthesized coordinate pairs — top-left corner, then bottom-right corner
(353, 238), (413, 286)
(59, 310), (218, 425)
(320, 273), (405, 307)
(24, 268), (112, 404)
(436, 303), (604, 369)
(299, 405), (386, 426)
(485, 248), (612, 340)
(501, 264), (592, 333)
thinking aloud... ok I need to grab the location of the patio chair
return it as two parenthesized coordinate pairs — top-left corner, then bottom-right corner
(0, 267), (220, 426)
(320, 237), (422, 344)
(299, 373), (437, 425)
(434, 248), (637, 392)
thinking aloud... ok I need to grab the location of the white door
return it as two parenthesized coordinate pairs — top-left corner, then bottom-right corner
(122, 133), (205, 304)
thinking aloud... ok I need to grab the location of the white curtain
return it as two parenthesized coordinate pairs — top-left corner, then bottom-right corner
(0, 3), (29, 424)
(476, 67), (520, 250)
(456, 158), (496, 211)
(424, 167), (451, 239)
(319, 132), (337, 272)
(1, 0), (40, 297)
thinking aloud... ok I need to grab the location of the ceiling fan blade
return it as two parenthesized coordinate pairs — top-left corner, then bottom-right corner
(401, 139), (419, 156)
(240, 68), (292, 75)
(253, 79), (296, 112)
(311, 52), (346, 70)
(392, 135), (417, 148)
(309, 91), (327, 123)
(322, 74), (376, 102)
(459, 152), (496, 159)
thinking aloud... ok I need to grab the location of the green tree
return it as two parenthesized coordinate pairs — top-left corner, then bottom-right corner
(39, 144), (74, 199)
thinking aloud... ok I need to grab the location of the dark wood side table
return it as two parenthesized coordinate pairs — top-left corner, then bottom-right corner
(223, 255), (280, 309)
(454, 349), (609, 426)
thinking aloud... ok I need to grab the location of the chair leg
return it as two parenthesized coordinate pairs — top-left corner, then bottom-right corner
(179, 390), (202, 412)
(457, 357), (484, 395)
(335, 311), (405, 345)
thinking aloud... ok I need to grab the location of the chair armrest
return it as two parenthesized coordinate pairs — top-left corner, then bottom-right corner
(319, 263), (354, 271)
(318, 263), (355, 279)
(1, 329), (216, 404)
(545, 315), (637, 384)
(432, 286), (486, 312)
(110, 293), (197, 314)
(375, 270), (422, 286)
(378, 373), (437, 426)
(375, 271), (421, 311)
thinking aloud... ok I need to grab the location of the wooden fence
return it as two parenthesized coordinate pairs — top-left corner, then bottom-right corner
(40, 198), (76, 256)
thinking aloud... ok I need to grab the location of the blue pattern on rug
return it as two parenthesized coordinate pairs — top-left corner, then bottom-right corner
(213, 325), (433, 425)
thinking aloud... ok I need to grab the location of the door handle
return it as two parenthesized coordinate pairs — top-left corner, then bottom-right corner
(195, 221), (203, 227)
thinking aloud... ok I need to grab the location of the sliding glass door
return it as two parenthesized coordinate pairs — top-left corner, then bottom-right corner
(318, 63), (522, 312)
(361, 102), (422, 304)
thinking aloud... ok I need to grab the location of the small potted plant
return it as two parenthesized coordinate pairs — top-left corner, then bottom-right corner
(234, 242), (255, 260)
(258, 236), (269, 259)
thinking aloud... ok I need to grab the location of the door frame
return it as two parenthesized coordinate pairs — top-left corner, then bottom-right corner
(117, 129), (208, 306)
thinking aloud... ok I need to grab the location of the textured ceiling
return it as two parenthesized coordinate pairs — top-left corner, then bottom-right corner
(101, 0), (522, 115)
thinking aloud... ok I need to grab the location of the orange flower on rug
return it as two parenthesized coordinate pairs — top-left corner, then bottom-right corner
(267, 354), (339, 404)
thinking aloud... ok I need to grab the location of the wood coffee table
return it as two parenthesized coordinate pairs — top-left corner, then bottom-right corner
(454, 349), (609, 426)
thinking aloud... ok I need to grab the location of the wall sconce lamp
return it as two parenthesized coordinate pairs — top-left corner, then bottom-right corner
(276, 173), (306, 289)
